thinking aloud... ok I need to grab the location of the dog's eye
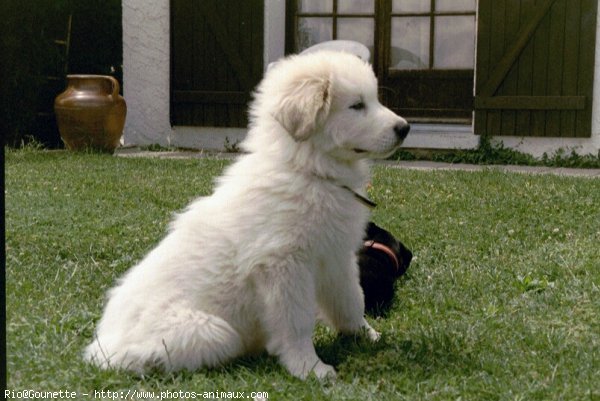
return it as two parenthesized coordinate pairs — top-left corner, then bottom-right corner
(350, 101), (365, 111)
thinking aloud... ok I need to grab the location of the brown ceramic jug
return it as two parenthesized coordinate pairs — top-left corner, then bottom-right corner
(54, 75), (126, 153)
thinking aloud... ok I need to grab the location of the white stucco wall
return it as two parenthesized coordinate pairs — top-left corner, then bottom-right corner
(122, 0), (600, 157)
(122, 0), (173, 147)
(264, 0), (286, 70)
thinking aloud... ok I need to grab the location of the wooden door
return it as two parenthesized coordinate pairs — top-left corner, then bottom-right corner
(171, 0), (264, 127)
(475, 0), (598, 137)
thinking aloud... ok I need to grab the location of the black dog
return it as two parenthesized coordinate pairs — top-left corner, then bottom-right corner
(358, 222), (412, 316)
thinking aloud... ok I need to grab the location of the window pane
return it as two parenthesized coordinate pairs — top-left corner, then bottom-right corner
(299, 0), (332, 13)
(296, 18), (333, 51)
(392, 0), (431, 13)
(337, 18), (374, 47)
(391, 17), (430, 69)
(434, 16), (475, 68)
(436, 0), (476, 12)
(338, 0), (374, 14)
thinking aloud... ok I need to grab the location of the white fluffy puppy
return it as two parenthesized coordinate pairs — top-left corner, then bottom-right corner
(85, 51), (409, 379)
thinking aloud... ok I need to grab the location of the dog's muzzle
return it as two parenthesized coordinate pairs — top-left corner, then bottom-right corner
(394, 123), (410, 140)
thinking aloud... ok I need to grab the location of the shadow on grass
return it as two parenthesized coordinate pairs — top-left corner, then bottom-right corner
(316, 327), (479, 379)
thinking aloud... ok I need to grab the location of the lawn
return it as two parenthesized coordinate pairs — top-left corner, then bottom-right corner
(5, 149), (599, 400)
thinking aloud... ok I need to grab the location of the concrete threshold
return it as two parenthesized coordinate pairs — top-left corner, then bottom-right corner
(115, 147), (600, 178)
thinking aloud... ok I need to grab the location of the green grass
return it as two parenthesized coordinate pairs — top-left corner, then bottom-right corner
(5, 148), (600, 400)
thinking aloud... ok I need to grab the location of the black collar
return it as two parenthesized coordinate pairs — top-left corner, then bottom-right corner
(340, 185), (377, 209)
(307, 169), (377, 209)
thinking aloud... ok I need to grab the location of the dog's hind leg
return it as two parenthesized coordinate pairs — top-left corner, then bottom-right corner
(86, 307), (245, 373)
(154, 308), (246, 371)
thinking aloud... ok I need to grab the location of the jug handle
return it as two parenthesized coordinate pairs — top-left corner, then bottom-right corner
(107, 75), (120, 98)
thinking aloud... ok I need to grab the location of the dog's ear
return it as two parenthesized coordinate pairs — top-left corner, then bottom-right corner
(274, 76), (332, 141)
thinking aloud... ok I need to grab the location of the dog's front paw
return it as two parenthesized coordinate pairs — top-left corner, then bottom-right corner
(291, 360), (337, 380)
(359, 321), (381, 342)
(311, 361), (337, 380)
(365, 326), (381, 342)
(283, 355), (337, 380)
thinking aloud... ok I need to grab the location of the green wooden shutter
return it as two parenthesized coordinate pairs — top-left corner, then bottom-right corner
(475, 0), (597, 137)
(171, 0), (264, 127)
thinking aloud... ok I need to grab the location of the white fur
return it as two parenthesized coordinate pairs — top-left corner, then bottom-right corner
(84, 51), (408, 379)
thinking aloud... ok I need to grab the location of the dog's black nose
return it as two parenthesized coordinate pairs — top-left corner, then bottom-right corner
(394, 123), (410, 140)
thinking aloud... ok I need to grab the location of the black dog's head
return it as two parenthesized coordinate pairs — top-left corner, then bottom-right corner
(363, 222), (412, 277)
(358, 222), (412, 316)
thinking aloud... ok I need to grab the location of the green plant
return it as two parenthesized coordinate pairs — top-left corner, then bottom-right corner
(540, 148), (600, 168)
(139, 144), (178, 152)
(395, 135), (600, 168)
(223, 136), (242, 153)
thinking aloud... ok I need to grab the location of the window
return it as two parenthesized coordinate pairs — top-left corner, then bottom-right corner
(294, 0), (376, 62)
(390, 0), (476, 70)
